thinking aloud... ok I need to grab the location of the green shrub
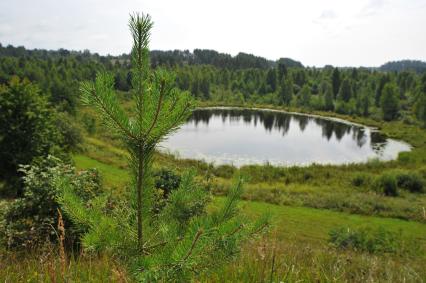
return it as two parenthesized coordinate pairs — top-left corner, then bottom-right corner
(2, 156), (103, 248)
(213, 164), (236, 179)
(375, 173), (398, 196)
(395, 172), (424, 193)
(303, 171), (313, 181)
(329, 226), (416, 255)
(153, 169), (181, 198)
(0, 77), (63, 196)
(351, 173), (370, 187)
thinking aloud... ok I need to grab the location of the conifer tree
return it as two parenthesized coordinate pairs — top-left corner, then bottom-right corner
(323, 82), (334, 111)
(278, 77), (293, 106)
(338, 78), (352, 102)
(381, 82), (400, 121)
(331, 67), (341, 98)
(58, 13), (268, 281)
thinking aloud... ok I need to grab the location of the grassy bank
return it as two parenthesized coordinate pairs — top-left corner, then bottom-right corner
(2, 198), (425, 282)
(74, 122), (426, 222)
(20, 105), (419, 281)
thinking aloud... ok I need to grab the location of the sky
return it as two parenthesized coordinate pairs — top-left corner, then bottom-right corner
(0, 0), (425, 67)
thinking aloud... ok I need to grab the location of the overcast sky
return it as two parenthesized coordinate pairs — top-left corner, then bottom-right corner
(0, 0), (425, 67)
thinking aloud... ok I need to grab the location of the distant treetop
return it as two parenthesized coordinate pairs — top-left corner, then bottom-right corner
(0, 43), (301, 70)
(379, 60), (426, 73)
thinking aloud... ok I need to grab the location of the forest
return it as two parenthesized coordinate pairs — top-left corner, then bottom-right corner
(1, 14), (426, 282)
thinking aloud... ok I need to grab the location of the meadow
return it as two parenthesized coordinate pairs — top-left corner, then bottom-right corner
(3, 105), (423, 282)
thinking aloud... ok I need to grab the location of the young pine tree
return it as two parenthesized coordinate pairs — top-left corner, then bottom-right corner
(381, 82), (400, 121)
(58, 13), (268, 282)
(278, 77), (293, 106)
(323, 82), (335, 111)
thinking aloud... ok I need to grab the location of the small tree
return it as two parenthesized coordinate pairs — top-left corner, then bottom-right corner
(298, 84), (311, 107)
(0, 76), (61, 196)
(331, 67), (341, 98)
(381, 82), (400, 121)
(59, 13), (268, 281)
(2, 156), (102, 248)
(414, 74), (426, 127)
(323, 82), (334, 111)
(338, 78), (352, 102)
(278, 77), (293, 106)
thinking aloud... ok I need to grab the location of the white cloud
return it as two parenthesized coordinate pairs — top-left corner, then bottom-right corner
(358, 0), (387, 17)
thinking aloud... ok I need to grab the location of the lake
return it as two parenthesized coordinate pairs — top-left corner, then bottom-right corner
(160, 107), (411, 167)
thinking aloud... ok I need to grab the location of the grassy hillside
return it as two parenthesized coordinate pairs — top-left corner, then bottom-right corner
(57, 107), (426, 282)
(2, 105), (426, 282)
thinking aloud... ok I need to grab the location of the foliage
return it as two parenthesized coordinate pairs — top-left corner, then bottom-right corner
(395, 171), (424, 193)
(278, 77), (293, 106)
(374, 173), (398, 196)
(3, 43), (426, 125)
(351, 173), (371, 187)
(331, 67), (341, 98)
(2, 199), (425, 282)
(297, 84), (311, 107)
(2, 156), (102, 248)
(338, 78), (352, 102)
(154, 168), (181, 197)
(381, 82), (400, 121)
(414, 73), (426, 127)
(329, 226), (417, 255)
(59, 169), (268, 281)
(56, 111), (83, 152)
(0, 77), (63, 196)
(59, 13), (269, 282)
(323, 82), (334, 111)
(379, 60), (426, 73)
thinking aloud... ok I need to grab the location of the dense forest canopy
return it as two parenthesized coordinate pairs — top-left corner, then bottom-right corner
(1, 43), (425, 127)
(379, 60), (426, 73)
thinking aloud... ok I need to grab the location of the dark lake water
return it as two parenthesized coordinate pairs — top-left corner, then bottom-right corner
(161, 108), (411, 167)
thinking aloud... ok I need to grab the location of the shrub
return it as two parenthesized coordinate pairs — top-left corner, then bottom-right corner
(154, 169), (181, 198)
(303, 171), (313, 181)
(0, 77), (63, 196)
(395, 172), (424, 193)
(2, 156), (103, 248)
(375, 173), (398, 196)
(56, 112), (83, 152)
(329, 226), (416, 255)
(351, 173), (370, 187)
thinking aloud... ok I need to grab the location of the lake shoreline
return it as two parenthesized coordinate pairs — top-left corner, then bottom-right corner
(162, 106), (412, 167)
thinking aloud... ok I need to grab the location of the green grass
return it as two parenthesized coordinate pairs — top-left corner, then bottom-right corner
(2, 196), (425, 282)
(72, 152), (426, 248)
(233, 199), (426, 249)
(64, 106), (426, 281)
(74, 142), (426, 223)
(73, 154), (129, 189)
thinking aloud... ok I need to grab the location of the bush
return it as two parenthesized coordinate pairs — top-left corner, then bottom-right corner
(375, 174), (398, 196)
(0, 77), (63, 196)
(395, 172), (424, 193)
(2, 156), (103, 249)
(154, 169), (181, 198)
(56, 112), (83, 152)
(329, 226), (416, 255)
(351, 173), (370, 187)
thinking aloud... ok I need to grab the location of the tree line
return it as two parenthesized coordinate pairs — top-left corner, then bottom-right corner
(1, 43), (425, 126)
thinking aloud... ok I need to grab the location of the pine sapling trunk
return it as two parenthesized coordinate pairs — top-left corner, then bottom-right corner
(137, 145), (144, 250)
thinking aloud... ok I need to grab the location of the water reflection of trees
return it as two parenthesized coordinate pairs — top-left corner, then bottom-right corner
(190, 109), (388, 150)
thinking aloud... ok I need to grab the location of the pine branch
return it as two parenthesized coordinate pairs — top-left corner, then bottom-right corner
(182, 229), (203, 261)
(145, 79), (165, 139)
(143, 236), (183, 254)
(89, 88), (138, 141)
